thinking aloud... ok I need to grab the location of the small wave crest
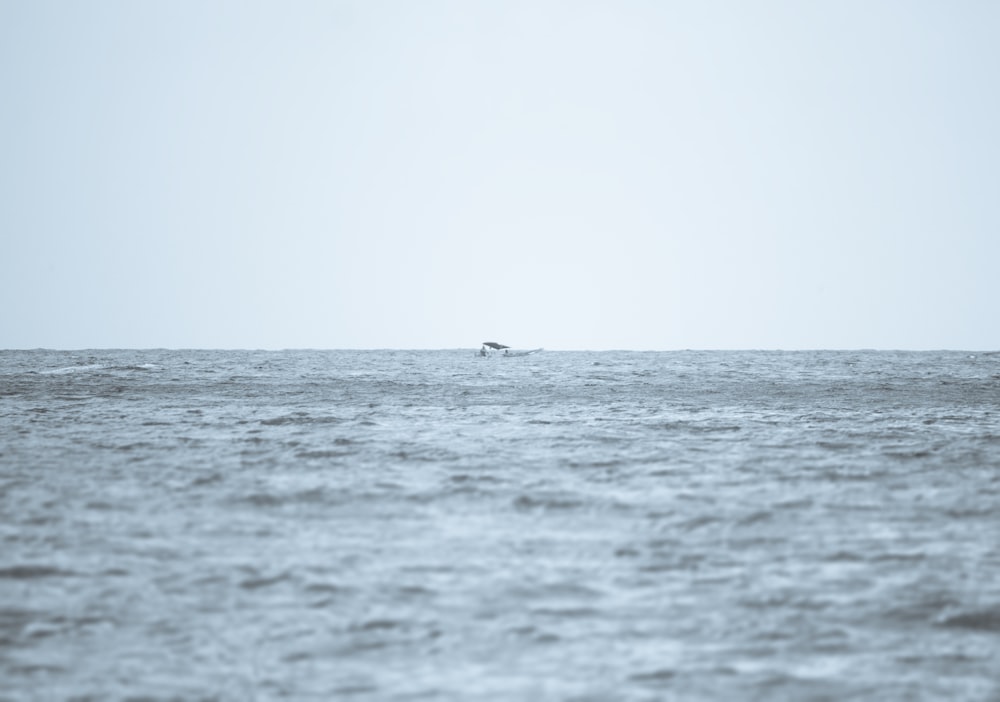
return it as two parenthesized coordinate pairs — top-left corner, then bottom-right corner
(39, 364), (106, 375)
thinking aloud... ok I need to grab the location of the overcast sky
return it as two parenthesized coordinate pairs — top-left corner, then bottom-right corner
(2, 1), (998, 350)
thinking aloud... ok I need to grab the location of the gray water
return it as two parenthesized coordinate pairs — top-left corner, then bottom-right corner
(1, 349), (999, 701)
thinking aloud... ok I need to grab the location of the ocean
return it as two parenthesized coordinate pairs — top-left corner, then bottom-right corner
(1, 349), (998, 701)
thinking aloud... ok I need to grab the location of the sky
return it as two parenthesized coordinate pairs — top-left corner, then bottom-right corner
(2, 0), (998, 350)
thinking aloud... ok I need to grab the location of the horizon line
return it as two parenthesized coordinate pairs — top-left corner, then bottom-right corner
(3, 346), (998, 354)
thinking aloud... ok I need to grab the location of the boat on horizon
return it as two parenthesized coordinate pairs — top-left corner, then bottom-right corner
(478, 342), (543, 357)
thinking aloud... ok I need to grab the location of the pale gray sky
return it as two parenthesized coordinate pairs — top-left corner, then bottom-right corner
(2, 1), (998, 350)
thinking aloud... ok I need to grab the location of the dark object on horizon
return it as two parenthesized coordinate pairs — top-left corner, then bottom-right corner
(482, 342), (509, 349)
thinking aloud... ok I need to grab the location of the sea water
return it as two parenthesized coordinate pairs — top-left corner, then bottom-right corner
(1, 349), (999, 701)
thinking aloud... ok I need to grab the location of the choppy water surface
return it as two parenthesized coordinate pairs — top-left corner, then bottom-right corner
(1, 349), (999, 701)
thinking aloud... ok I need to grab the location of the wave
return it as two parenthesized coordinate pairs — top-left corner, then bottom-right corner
(38, 364), (106, 375)
(234, 488), (334, 508)
(260, 414), (344, 426)
(0, 565), (75, 579)
(938, 606), (1000, 632)
(38, 363), (158, 375)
